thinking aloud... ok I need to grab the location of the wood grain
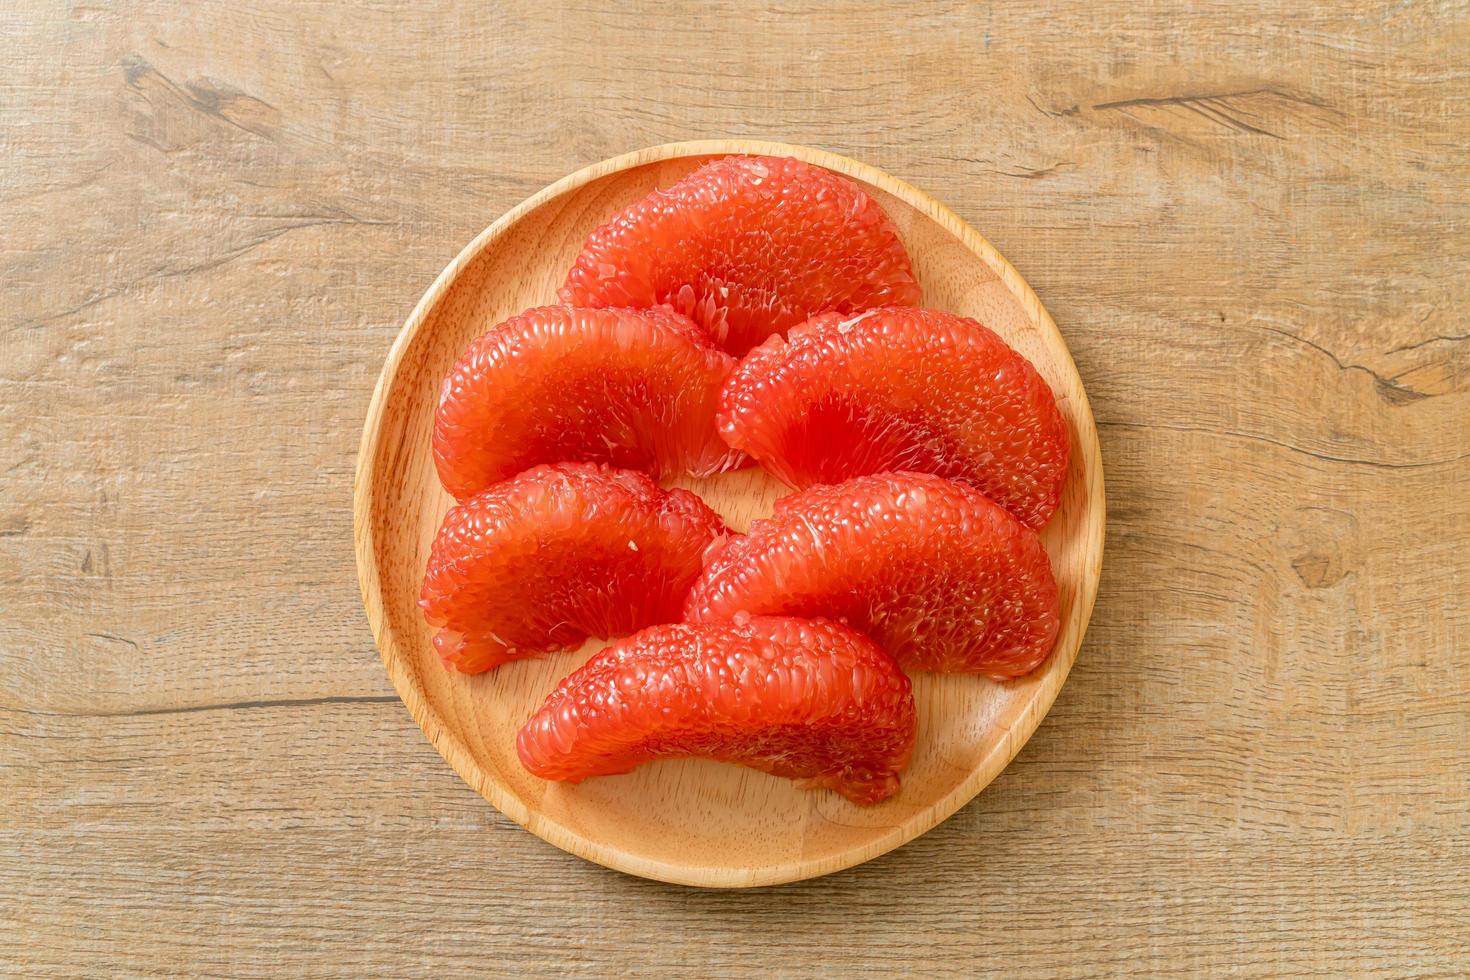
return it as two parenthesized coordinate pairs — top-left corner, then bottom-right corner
(3, 0), (1468, 973)
(354, 140), (1104, 887)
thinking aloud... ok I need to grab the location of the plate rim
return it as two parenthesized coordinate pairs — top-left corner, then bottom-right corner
(353, 139), (1106, 887)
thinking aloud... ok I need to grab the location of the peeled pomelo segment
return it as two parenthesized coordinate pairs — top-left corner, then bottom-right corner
(419, 462), (727, 674)
(432, 305), (743, 501)
(685, 472), (1060, 680)
(719, 306), (1070, 530)
(558, 155), (922, 355)
(516, 615), (916, 804)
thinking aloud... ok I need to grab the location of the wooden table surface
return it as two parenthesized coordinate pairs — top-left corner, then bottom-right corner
(4, 1), (1468, 975)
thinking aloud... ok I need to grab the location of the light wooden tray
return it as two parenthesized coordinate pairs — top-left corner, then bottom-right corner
(354, 140), (1105, 887)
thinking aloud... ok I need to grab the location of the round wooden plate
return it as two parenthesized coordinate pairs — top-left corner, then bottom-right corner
(354, 140), (1105, 888)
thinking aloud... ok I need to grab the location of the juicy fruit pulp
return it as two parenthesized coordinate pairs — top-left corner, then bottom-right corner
(558, 155), (922, 356)
(420, 463), (726, 674)
(516, 616), (916, 804)
(685, 472), (1060, 679)
(433, 306), (742, 501)
(719, 307), (1070, 530)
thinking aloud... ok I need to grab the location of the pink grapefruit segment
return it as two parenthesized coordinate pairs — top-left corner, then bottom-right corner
(558, 155), (921, 355)
(719, 307), (1070, 529)
(685, 472), (1060, 679)
(516, 615), (916, 804)
(420, 462), (727, 674)
(432, 305), (742, 501)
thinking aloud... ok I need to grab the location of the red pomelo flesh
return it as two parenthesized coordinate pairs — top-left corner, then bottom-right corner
(432, 306), (742, 501)
(420, 463), (727, 674)
(558, 155), (921, 356)
(719, 306), (1070, 529)
(516, 615), (916, 804)
(685, 472), (1060, 680)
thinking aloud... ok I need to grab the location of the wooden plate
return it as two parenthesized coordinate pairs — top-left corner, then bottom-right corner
(354, 140), (1105, 888)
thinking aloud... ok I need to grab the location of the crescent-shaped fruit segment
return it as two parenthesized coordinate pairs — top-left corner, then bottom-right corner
(559, 155), (921, 355)
(432, 306), (742, 501)
(420, 463), (727, 674)
(516, 615), (916, 804)
(718, 307), (1070, 529)
(685, 472), (1060, 680)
